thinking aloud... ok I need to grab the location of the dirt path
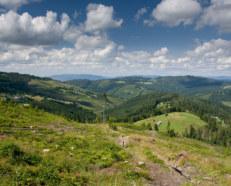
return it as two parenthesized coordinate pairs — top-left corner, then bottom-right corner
(147, 163), (186, 186)
(117, 131), (188, 186)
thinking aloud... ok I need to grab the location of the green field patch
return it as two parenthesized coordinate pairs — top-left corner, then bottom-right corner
(135, 112), (206, 134)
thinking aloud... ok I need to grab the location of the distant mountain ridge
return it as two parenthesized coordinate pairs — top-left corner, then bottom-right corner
(68, 75), (231, 108)
(51, 74), (108, 81)
(211, 76), (231, 82)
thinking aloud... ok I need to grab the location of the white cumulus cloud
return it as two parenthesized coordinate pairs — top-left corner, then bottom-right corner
(185, 39), (231, 71)
(0, 10), (70, 45)
(1, 38), (231, 76)
(152, 0), (202, 26)
(197, 0), (231, 33)
(85, 4), (123, 32)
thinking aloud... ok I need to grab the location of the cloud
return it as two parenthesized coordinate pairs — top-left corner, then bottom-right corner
(0, 2), (230, 76)
(1, 38), (231, 76)
(184, 38), (231, 71)
(85, 4), (123, 32)
(0, 0), (28, 9)
(116, 47), (171, 70)
(74, 34), (117, 60)
(114, 39), (231, 75)
(134, 7), (147, 21)
(0, 33), (118, 71)
(0, 3), (123, 76)
(75, 34), (109, 50)
(152, 0), (202, 26)
(0, 0), (40, 10)
(0, 10), (70, 45)
(143, 19), (155, 27)
(197, 0), (231, 33)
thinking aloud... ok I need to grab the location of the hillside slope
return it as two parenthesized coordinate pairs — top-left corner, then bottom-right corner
(0, 100), (230, 185)
(0, 72), (121, 122)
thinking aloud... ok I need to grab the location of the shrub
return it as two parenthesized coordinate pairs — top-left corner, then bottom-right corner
(38, 166), (61, 185)
(108, 123), (117, 130)
(0, 143), (24, 163)
(167, 129), (177, 137)
(23, 154), (42, 165)
(13, 166), (61, 186)
(166, 122), (177, 137)
(146, 123), (153, 130)
(14, 168), (38, 186)
(154, 124), (159, 131)
(0, 143), (42, 165)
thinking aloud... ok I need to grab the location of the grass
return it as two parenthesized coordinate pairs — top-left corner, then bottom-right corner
(0, 100), (66, 128)
(135, 112), (206, 134)
(0, 100), (230, 185)
(144, 148), (165, 165)
(0, 100), (147, 185)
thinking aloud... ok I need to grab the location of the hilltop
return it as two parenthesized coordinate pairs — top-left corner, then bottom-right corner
(135, 112), (206, 134)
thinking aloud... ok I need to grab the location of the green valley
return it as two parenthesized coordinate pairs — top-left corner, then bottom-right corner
(0, 72), (231, 185)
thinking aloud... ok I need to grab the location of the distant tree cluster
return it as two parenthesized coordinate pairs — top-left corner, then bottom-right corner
(31, 99), (96, 123)
(184, 119), (231, 147)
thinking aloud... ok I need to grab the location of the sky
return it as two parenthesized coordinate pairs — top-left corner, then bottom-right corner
(0, 0), (230, 77)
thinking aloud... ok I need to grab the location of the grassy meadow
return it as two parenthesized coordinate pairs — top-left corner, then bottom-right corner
(135, 112), (206, 134)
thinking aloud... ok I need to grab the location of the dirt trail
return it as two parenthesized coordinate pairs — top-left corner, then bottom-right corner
(147, 163), (186, 186)
(117, 132), (188, 186)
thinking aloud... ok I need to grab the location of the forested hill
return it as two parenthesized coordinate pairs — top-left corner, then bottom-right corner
(1, 72), (230, 123)
(0, 72), (119, 122)
(106, 92), (231, 123)
(68, 76), (225, 95)
(68, 76), (231, 107)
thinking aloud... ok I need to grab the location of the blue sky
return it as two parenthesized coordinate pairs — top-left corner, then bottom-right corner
(0, 0), (230, 76)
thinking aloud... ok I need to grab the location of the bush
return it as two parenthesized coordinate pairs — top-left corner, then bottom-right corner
(14, 166), (61, 186)
(167, 129), (177, 137)
(0, 143), (42, 165)
(38, 166), (61, 185)
(146, 123), (153, 130)
(108, 123), (117, 130)
(23, 154), (42, 165)
(0, 143), (24, 163)
(154, 124), (159, 131)
(166, 122), (177, 137)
